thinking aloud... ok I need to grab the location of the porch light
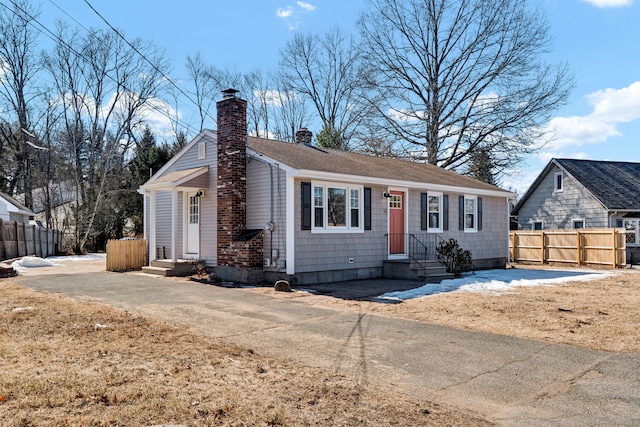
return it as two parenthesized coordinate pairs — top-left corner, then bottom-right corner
(383, 192), (392, 199)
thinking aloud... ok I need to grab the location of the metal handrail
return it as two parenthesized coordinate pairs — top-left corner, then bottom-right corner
(385, 233), (446, 271)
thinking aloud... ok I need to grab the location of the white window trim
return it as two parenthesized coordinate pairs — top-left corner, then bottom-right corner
(464, 195), (477, 233)
(554, 171), (563, 192)
(198, 141), (206, 159)
(427, 191), (443, 233)
(572, 218), (586, 229)
(532, 220), (544, 231)
(311, 181), (364, 234)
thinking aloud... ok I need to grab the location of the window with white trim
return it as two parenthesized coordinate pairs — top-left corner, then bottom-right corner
(464, 195), (477, 232)
(427, 192), (442, 232)
(312, 182), (363, 232)
(572, 219), (585, 229)
(198, 141), (206, 159)
(554, 171), (563, 192)
(532, 221), (543, 231)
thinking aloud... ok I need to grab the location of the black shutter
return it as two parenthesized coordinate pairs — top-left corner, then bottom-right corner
(364, 187), (372, 230)
(301, 182), (311, 230)
(421, 193), (427, 230)
(459, 195), (465, 230)
(443, 194), (449, 231)
(477, 197), (483, 231)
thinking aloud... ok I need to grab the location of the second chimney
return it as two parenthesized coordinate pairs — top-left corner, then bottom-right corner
(295, 127), (313, 146)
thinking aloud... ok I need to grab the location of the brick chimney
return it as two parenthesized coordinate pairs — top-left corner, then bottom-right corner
(217, 89), (248, 267)
(295, 127), (313, 146)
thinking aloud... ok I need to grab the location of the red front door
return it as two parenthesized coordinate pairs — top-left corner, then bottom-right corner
(389, 191), (405, 255)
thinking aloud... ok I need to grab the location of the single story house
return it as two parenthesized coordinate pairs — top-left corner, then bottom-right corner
(0, 191), (34, 224)
(139, 89), (514, 284)
(511, 158), (640, 261)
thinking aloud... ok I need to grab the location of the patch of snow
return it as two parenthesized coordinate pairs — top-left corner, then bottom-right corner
(12, 254), (105, 273)
(47, 253), (106, 262)
(376, 268), (610, 302)
(12, 307), (34, 312)
(12, 256), (61, 272)
(94, 323), (107, 330)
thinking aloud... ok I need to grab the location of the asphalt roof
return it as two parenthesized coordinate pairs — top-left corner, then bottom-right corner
(555, 158), (640, 211)
(248, 137), (509, 194)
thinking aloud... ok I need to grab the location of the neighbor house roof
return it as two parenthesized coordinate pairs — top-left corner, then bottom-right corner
(512, 158), (640, 214)
(0, 190), (35, 217)
(248, 137), (510, 195)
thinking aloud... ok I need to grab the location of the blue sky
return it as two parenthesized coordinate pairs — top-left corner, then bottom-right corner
(38, 0), (640, 195)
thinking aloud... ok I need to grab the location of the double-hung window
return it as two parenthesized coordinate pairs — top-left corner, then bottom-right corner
(312, 182), (363, 232)
(427, 192), (442, 232)
(464, 195), (477, 232)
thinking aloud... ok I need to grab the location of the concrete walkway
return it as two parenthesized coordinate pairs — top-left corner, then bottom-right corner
(12, 271), (640, 426)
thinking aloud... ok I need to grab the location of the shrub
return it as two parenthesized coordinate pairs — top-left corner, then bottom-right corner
(436, 238), (474, 276)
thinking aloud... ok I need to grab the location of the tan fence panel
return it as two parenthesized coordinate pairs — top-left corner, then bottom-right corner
(510, 232), (544, 263)
(510, 228), (626, 268)
(106, 239), (147, 271)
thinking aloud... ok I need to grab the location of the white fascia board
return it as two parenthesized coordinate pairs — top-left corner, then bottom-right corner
(296, 169), (514, 198)
(145, 130), (215, 185)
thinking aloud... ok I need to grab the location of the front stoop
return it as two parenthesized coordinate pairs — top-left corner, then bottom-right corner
(141, 260), (198, 277)
(383, 259), (454, 282)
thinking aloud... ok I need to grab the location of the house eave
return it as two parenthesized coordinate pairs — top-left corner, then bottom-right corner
(139, 166), (209, 191)
(296, 169), (514, 198)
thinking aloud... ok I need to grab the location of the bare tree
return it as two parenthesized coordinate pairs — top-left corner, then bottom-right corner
(0, 0), (42, 208)
(185, 52), (223, 132)
(44, 24), (168, 250)
(279, 27), (368, 149)
(359, 0), (573, 172)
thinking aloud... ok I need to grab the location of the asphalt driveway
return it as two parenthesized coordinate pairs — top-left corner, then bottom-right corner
(11, 270), (640, 426)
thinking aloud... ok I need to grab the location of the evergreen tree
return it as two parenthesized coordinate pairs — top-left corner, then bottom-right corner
(123, 127), (170, 236)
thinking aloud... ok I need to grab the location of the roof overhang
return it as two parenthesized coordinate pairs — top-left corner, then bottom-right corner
(139, 166), (209, 192)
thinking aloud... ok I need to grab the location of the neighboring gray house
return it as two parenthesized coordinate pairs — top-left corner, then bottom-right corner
(0, 191), (34, 223)
(139, 90), (513, 284)
(512, 158), (640, 259)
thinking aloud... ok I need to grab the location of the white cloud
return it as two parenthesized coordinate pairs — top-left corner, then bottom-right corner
(581, 0), (632, 7)
(276, 6), (294, 18)
(544, 81), (640, 149)
(277, 2), (316, 30)
(297, 1), (316, 11)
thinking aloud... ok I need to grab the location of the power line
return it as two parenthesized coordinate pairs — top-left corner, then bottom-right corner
(81, 0), (218, 126)
(0, 0), (205, 138)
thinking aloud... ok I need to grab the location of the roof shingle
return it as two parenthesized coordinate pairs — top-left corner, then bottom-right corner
(248, 137), (508, 193)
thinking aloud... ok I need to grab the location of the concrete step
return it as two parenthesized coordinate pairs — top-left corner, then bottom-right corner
(383, 259), (452, 281)
(149, 260), (197, 276)
(141, 265), (175, 277)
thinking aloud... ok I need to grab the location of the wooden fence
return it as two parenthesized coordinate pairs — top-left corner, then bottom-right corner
(106, 239), (147, 271)
(0, 219), (64, 261)
(510, 228), (626, 268)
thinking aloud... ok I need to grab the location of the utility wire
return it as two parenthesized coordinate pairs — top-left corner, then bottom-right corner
(81, 0), (218, 126)
(0, 0), (204, 138)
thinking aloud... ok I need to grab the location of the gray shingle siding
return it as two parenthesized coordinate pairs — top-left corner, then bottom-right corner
(517, 165), (608, 230)
(410, 191), (508, 262)
(294, 181), (387, 273)
(293, 184), (507, 273)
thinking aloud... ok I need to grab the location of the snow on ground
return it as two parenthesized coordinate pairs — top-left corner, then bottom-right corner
(376, 268), (610, 302)
(12, 254), (105, 273)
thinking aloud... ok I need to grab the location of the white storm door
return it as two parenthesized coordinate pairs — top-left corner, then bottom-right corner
(186, 192), (200, 256)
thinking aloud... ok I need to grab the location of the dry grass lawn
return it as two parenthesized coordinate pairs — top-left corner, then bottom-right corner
(0, 281), (489, 427)
(251, 267), (640, 354)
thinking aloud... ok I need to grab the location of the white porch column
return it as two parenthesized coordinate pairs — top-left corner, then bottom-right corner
(171, 188), (178, 263)
(149, 190), (157, 262)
